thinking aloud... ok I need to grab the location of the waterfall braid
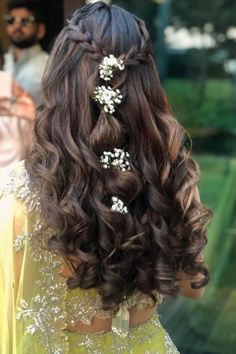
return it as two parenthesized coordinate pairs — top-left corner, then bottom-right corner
(26, 2), (212, 312)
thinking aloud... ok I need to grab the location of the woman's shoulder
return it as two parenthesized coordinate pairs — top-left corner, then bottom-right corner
(0, 161), (39, 212)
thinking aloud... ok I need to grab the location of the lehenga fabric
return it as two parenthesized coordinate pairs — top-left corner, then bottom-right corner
(0, 162), (180, 354)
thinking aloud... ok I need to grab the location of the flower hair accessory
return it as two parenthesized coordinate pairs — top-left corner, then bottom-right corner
(99, 54), (125, 81)
(111, 197), (128, 214)
(99, 148), (131, 214)
(94, 86), (122, 114)
(100, 148), (131, 171)
(93, 54), (125, 114)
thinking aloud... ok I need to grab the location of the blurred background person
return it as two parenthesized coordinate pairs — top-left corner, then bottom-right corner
(0, 41), (35, 177)
(3, 0), (48, 103)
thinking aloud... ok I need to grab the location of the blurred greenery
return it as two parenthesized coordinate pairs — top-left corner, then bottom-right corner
(165, 79), (235, 132)
(197, 155), (231, 209)
(172, 0), (236, 41)
(165, 79), (236, 155)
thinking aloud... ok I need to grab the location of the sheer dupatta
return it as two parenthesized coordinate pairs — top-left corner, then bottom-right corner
(0, 163), (68, 354)
(0, 194), (28, 354)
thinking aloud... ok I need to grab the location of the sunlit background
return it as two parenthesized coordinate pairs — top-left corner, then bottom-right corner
(1, 1), (235, 353)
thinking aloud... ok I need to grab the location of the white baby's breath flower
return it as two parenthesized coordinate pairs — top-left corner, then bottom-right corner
(99, 149), (130, 214)
(99, 54), (125, 81)
(100, 148), (130, 171)
(111, 197), (128, 214)
(94, 86), (123, 114)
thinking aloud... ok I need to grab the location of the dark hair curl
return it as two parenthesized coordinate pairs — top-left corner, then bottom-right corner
(26, 2), (212, 312)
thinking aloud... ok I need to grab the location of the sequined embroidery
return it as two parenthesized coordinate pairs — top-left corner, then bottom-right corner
(13, 232), (28, 252)
(164, 332), (179, 354)
(0, 161), (40, 212)
(66, 288), (162, 327)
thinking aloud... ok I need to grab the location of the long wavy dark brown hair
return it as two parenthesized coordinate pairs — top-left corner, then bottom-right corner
(26, 2), (212, 312)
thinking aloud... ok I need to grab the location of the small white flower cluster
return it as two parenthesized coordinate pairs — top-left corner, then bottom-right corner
(99, 148), (130, 214)
(99, 54), (125, 81)
(100, 148), (131, 171)
(94, 86), (122, 114)
(93, 54), (125, 114)
(111, 196), (128, 214)
(95, 56), (128, 213)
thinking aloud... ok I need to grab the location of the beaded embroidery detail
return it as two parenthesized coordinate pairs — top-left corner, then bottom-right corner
(66, 288), (162, 328)
(67, 313), (180, 354)
(13, 232), (28, 252)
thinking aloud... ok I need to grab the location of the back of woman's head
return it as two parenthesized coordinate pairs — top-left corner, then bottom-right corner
(27, 2), (211, 311)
